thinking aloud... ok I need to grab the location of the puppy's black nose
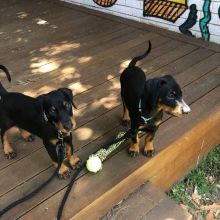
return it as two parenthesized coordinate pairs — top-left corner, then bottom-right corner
(63, 122), (73, 131)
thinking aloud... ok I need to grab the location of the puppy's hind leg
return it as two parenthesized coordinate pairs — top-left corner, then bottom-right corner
(121, 101), (130, 126)
(1, 126), (17, 159)
(19, 128), (35, 142)
(128, 121), (140, 157)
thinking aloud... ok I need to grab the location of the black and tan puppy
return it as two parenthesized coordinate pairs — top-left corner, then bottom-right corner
(0, 65), (80, 178)
(120, 41), (191, 157)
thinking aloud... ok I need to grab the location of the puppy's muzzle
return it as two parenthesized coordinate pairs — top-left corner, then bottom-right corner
(179, 99), (191, 114)
(63, 121), (73, 131)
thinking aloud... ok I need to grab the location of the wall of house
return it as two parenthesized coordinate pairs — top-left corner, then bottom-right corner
(63, 0), (220, 44)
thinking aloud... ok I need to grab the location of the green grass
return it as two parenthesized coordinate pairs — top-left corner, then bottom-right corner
(168, 145), (220, 216)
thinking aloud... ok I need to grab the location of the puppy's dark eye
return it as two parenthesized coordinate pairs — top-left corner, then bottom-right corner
(49, 106), (56, 113)
(63, 101), (71, 110)
(169, 91), (176, 98)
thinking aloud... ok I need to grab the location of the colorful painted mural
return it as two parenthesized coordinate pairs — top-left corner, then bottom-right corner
(199, 0), (211, 41)
(179, 4), (197, 37)
(64, 0), (220, 44)
(143, 0), (218, 42)
(93, 0), (117, 7)
(219, 6), (220, 19)
(143, 0), (188, 22)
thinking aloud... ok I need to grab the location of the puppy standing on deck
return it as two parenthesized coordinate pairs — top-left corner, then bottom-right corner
(120, 41), (191, 157)
(0, 65), (80, 178)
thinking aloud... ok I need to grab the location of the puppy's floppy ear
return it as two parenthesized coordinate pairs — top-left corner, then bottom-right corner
(58, 88), (77, 109)
(161, 74), (174, 84)
(146, 77), (168, 109)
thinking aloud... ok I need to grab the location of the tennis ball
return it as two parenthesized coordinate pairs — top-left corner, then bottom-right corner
(86, 156), (102, 173)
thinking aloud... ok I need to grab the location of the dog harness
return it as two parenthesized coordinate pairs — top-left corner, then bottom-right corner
(139, 99), (153, 123)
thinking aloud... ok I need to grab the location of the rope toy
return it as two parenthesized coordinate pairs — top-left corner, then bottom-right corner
(86, 131), (127, 173)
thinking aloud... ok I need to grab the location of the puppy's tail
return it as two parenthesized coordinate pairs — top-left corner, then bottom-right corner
(0, 65), (11, 94)
(128, 41), (152, 68)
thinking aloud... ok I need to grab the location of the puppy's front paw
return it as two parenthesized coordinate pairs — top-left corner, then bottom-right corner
(69, 156), (81, 170)
(128, 143), (140, 157)
(143, 149), (155, 157)
(128, 150), (139, 157)
(58, 164), (71, 179)
(128, 147), (139, 158)
(58, 169), (71, 179)
(72, 160), (82, 170)
(4, 151), (17, 159)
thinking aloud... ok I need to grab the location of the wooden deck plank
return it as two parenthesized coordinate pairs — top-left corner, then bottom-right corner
(0, 0), (61, 27)
(1, 15), (108, 63)
(18, 86), (220, 220)
(1, 67), (219, 219)
(0, 36), (172, 170)
(0, 2), (86, 55)
(1, 22), (126, 78)
(1, 16), (109, 72)
(9, 29), (156, 87)
(148, 48), (214, 77)
(0, 32), (164, 170)
(0, 39), (217, 189)
(9, 38), (194, 96)
(0, 37), (201, 173)
(3, 26), (140, 86)
(7, 33), (165, 94)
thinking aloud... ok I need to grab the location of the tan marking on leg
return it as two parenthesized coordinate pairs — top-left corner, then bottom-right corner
(58, 163), (70, 175)
(49, 138), (59, 146)
(3, 127), (17, 158)
(52, 162), (58, 168)
(122, 104), (130, 127)
(129, 135), (140, 156)
(3, 133), (14, 154)
(122, 105), (130, 121)
(144, 133), (154, 152)
(19, 129), (33, 141)
(71, 111), (76, 129)
(65, 144), (80, 167)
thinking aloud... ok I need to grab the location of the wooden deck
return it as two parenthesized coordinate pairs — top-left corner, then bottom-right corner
(0, 0), (219, 219)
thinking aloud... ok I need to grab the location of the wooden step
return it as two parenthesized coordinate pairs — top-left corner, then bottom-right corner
(102, 181), (191, 220)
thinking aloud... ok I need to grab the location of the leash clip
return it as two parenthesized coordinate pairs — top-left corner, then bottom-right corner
(57, 131), (65, 163)
(58, 130), (64, 146)
(42, 111), (48, 122)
